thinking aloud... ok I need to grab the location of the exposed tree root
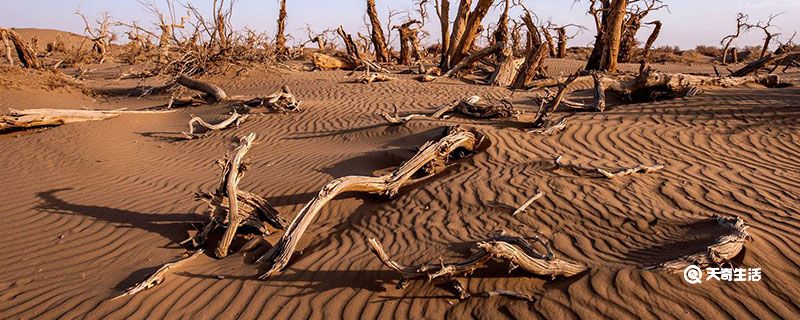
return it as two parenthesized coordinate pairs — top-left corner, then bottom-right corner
(381, 96), (518, 125)
(368, 230), (587, 283)
(258, 126), (483, 278)
(182, 110), (248, 139)
(1, 108), (175, 133)
(186, 133), (287, 258)
(553, 156), (665, 179)
(112, 249), (204, 300)
(650, 215), (751, 272)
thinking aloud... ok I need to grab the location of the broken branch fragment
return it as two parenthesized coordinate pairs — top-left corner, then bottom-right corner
(113, 249), (204, 300)
(182, 110), (248, 139)
(512, 191), (545, 216)
(258, 126), (483, 278)
(1, 108), (175, 133)
(368, 231), (586, 281)
(243, 85), (302, 113)
(553, 156), (665, 179)
(381, 96), (518, 125)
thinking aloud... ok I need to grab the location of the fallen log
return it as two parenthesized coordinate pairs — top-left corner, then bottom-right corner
(730, 52), (800, 77)
(176, 74), (228, 102)
(1, 108), (175, 132)
(368, 230), (587, 282)
(353, 65), (395, 83)
(112, 249), (204, 300)
(182, 110), (248, 139)
(187, 133), (288, 257)
(311, 53), (354, 70)
(649, 215), (750, 272)
(381, 96), (518, 125)
(258, 126), (483, 278)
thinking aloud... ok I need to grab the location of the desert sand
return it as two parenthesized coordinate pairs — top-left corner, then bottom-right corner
(0, 17), (799, 320)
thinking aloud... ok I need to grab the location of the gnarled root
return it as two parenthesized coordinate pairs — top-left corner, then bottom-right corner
(182, 110), (248, 139)
(650, 215), (750, 272)
(186, 133), (287, 258)
(258, 126), (483, 278)
(112, 249), (204, 300)
(368, 231), (587, 282)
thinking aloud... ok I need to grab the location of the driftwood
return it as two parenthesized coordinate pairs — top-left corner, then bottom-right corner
(381, 96), (518, 125)
(650, 216), (750, 272)
(258, 127), (483, 278)
(187, 133), (288, 257)
(182, 110), (248, 139)
(1, 108), (175, 132)
(113, 249), (204, 299)
(368, 231), (587, 282)
(176, 75), (228, 102)
(553, 156), (665, 179)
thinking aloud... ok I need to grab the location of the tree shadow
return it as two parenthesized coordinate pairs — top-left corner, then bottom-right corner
(35, 188), (202, 246)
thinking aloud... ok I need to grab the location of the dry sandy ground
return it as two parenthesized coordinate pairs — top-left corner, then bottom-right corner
(0, 56), (799, 319)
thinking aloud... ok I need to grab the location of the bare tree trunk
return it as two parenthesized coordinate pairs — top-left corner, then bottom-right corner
(585, 0), (610, 71)
(512, 13), (548, 89)
(542, 27), (557, 57)
(639, 20), (661, 71)
(760, 34), (774, 59)
(556, 27), (567, 58)
(446, 0), (472, 69)
(618, 13), (641, 63)
(0, 29), (41, 69)
(275, 0), (288, 55)
(337, 25), (362, 61)
(449, 0), (495, 67)
(436, 0), (451, 69)
(600, 0), (628, 72)
(366, 0), (390, 62)
(395, 21), (420, 65)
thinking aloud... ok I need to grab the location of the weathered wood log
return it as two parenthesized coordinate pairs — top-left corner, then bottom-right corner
(243, 85), (302, 113)
(0, 28), (41, 68)
(182, 110), (248, 139)
(113, 249), (204, 299)
(650, 216), (750, 272)
(188, 133), (288, 257)
(353, 65), (395, 83)
(176, 75), (228, 102)
(1, 108), (175, 132)
(258, 127), (483, 278)
(368, 231), (587, 281)
(730, 52), (800, 77)
(311, 53), (354, 70)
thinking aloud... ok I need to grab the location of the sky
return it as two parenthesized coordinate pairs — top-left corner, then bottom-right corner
(2, 0), (799, 49)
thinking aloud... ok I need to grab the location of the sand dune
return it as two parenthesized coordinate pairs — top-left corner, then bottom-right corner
(0, 59), (798, 319)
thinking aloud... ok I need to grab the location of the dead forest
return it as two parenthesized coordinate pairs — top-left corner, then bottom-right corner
(1, 0), (798, 303)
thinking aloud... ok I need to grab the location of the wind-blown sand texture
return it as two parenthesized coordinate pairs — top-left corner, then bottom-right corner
(0, 58), (799, 319)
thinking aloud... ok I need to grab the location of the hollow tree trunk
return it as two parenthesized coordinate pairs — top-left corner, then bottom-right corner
(366, 0), (390, 62)
(275, 0), (288, 55)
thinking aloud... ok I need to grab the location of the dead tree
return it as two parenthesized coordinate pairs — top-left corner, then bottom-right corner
(553, 24), (584, 59)
(1, 31), (14, 66)
(0, 29), (40, 68)
(639, 20), (661, 69)
(394, 20), (422, 65)
(541, 24), (557, 57)
(721, 13), (748, 64)
(618, 0), (665, 63)
(746, 13), (782, 59)
(422, 0), (451, 68)
(446, 0), (496, 70)
(585, 0), (628, 72)
(76, 11), (115, 63)
(258, 127), (483, 279)
(366, 0), (390, 62)
(275, 0), (288, 55)
(512, 10), (548, 89)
